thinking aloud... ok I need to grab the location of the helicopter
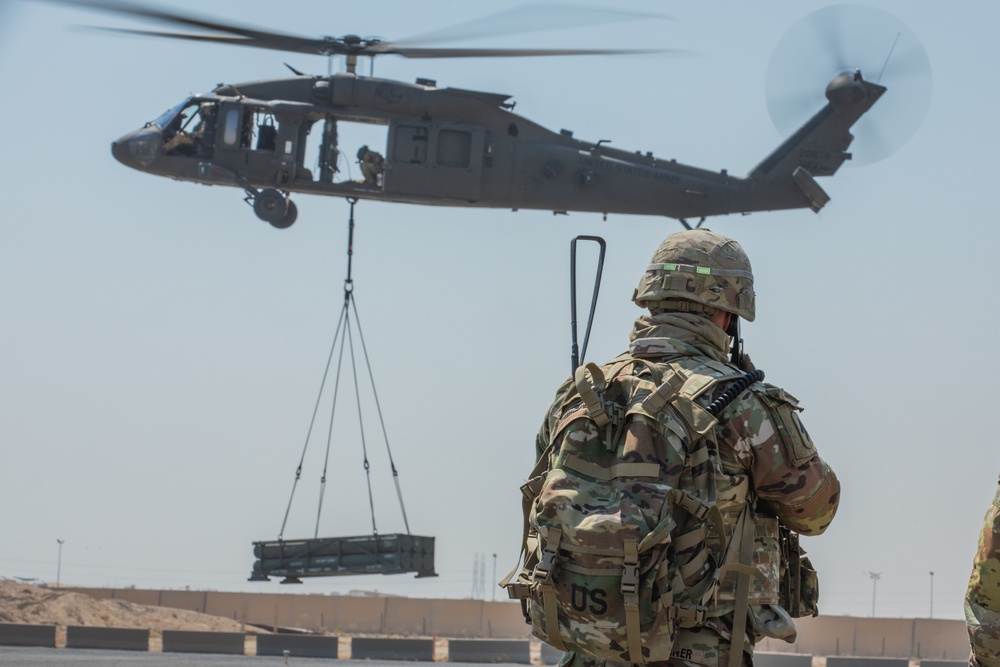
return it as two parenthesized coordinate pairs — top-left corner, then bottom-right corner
(69, 1), (886, 229)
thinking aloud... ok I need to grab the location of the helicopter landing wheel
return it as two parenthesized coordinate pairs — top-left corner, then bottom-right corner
(253, 188), (288, 225)
(271, 200), (298, 229)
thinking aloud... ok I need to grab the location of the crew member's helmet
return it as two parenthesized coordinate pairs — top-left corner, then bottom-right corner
(632, 229), (756, 322)
(357, 145), (368, 159)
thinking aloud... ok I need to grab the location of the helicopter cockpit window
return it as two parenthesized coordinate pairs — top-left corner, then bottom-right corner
(151, 100), (188, 132)
(162, 101), (218, 158)
(436, 129), (472, 168)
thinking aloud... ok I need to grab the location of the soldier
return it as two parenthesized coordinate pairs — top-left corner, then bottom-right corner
(536, 229), (840, 667)
(967, 475), (1000, 667)
(357, 145), (385, 186)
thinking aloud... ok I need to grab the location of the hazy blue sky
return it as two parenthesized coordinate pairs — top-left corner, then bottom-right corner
(0, 0), (993, 621)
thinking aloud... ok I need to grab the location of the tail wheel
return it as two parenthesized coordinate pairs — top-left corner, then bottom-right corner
(271, 200), (298, 229)
(253, 188), (288, 224)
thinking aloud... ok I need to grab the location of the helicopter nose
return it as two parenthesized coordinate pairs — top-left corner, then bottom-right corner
(111, 128), (162, 169)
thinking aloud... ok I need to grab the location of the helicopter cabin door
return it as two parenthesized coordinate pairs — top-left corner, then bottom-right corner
(215, 102), (300, 185)
(384, 122), (484, 201)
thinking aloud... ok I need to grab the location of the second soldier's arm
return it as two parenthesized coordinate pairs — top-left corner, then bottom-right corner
(967, 477), (1000, 667)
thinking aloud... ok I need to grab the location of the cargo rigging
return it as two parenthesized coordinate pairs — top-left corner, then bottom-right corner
(250, 201), (436, 583)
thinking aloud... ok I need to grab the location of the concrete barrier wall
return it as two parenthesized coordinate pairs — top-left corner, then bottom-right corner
(449, 639), (531, 663)
(65, 626), (149, 651)
(385, 598), (436, 635)
(62, 587), (973, 659)
(352, 637), (434, 661)
(756, 616), (969, 661)
(754, 653), (813, 667)
(111, 589), (161, 606)
(160, 591), (210, 615)
(540, 641), (564, 665)
(0, 623), (56, 647)
(914, 619), (971, 661)
(257, 633), (340, 658)
(827, 658), (909, 667)
(161, 630), (245, 655)
(483, 601), (531, 639)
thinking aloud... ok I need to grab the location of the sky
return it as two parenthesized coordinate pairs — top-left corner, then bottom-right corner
(0, 0), (995, 622)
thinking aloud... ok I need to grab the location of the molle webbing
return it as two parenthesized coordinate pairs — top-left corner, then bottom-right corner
(563, 454), (659, 480)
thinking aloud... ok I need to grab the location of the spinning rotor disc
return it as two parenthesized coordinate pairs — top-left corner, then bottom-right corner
(766, 4), (932, 166)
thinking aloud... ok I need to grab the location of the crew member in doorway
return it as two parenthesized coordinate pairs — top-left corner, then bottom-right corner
(357, 145), (385, 186)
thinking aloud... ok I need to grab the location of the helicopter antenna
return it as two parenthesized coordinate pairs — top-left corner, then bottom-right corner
(876, 32), (901, 84)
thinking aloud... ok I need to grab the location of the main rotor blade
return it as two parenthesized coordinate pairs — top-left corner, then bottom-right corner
(51, 0), (674, 61)
(391, 2), (667, 47)
(374, 46), (676, 59)
(52, 0), (324, 52)
(90, 26), (343, 55)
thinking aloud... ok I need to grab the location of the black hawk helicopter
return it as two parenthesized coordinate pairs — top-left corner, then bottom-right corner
(69, 1), (888, 229)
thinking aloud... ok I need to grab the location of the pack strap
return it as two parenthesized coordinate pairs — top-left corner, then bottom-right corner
(726, 507), (756, 667)
(640, 363), (686, 415)
(680, 547), (710, 581)
(574, 363), (610, 428)
(501, 443), (553, 594)
(563, 454), (660, 480)
(622, 539), (644, 664)
(666, 604), (708, 628)
(535, 527), (565, 651)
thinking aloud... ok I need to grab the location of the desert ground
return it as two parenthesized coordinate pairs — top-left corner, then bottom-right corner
(0, 580), (268, 650)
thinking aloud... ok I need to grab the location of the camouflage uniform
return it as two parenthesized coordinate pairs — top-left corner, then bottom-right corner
(539, 229), (838, 667)
(967, 476), (1000, 667)
(542, 312), (839, 667)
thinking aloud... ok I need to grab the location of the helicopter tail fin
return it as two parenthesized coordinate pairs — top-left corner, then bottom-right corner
(748, 73), (886, 212)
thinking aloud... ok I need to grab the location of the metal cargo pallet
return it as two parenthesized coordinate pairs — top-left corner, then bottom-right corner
(249, 533), (436, 583)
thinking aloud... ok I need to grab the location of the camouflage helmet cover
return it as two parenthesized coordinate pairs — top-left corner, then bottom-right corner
(633, 229), (756, 322)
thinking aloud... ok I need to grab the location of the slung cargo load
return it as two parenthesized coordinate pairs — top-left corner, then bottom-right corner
(249, 533), (437, 583)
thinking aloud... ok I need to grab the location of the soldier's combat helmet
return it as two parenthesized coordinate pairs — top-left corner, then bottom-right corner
(633, 229), (756, 321)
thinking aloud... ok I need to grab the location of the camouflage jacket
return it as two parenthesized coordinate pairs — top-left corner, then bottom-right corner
(967, 476), (1000, 667)
(539, 313), (840, 666)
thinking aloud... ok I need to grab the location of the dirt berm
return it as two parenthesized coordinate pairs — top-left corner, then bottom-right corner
(0, 580), (257, 633)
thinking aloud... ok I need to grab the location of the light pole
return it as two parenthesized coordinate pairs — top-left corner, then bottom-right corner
(492, 554), (497, 601)
(56, 539), (65, 587)
(868, 572), (881, 617)
(930, 571), (934, 619)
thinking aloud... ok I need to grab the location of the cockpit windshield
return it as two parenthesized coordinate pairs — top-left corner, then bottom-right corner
(149, 99), (190, 130)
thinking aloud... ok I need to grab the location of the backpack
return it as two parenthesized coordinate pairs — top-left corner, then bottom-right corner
(504, 353), (751, 664)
